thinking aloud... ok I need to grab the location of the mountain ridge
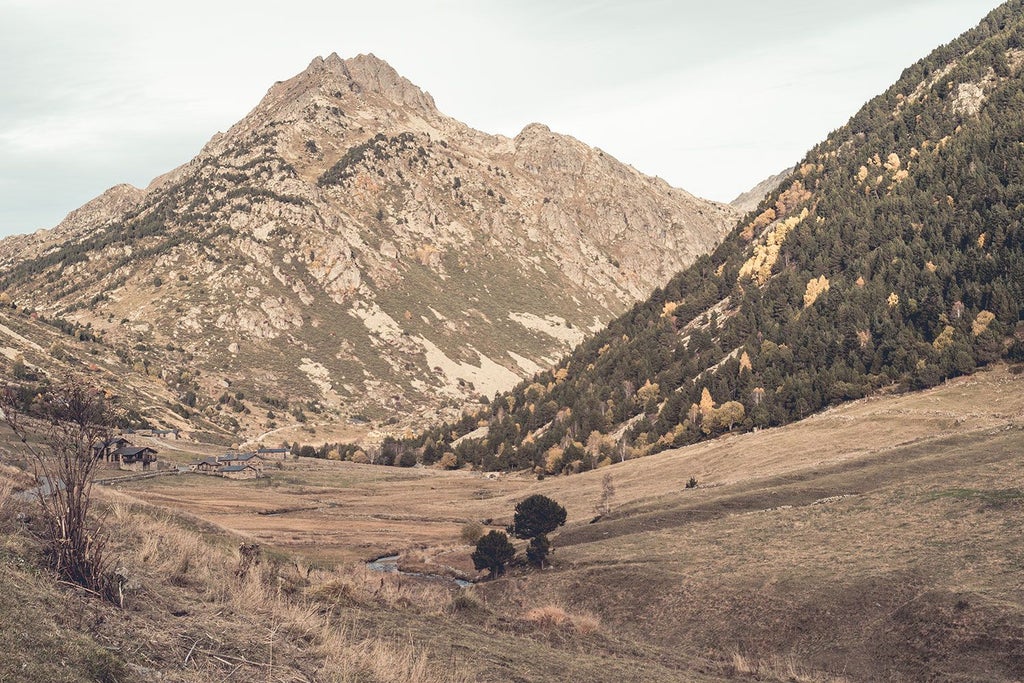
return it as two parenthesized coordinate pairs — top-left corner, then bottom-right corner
(0, 53), (737, 441)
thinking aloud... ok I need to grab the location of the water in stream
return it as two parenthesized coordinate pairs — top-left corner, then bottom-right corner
(367, 555), (473, 587)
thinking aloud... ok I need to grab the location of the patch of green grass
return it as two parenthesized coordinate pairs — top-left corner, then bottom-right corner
(925, 487), (1024, 507)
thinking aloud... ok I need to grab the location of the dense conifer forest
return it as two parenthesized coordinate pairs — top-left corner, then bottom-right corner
(397, 1), (1024, 473)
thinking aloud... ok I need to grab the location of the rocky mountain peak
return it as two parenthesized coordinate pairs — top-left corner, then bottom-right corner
(0, 53), (739, 441)
(295, 52), (438, 114)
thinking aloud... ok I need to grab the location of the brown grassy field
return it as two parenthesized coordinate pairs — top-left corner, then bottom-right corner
(1, 365), (1022, 681)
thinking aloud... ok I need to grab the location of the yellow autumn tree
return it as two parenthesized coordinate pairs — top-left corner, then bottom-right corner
(933, 325), (956, 351)
(702, 401), (746, 435)
(739, 351), (753, 373)
(699, 388), (715, 419)
(637, 380), (660, 406)
(803, 275), (830, 307)
(972, 310), (996, 336)
(544, 446), (564, 474)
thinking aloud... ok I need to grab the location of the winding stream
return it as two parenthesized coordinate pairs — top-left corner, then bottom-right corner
(367, 555), (473, 587)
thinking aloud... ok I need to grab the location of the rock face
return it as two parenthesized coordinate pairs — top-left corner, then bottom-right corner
(0, 53), (737, 439)
(730, 167), (794, 215)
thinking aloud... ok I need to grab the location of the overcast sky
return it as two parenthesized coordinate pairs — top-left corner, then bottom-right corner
(0, 0), (1004, 237)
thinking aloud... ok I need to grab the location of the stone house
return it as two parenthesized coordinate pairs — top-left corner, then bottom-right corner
(218, 452), (265, 472)
(219, 464), (261, 480)
(92, 436), (131, 462)
(190, 457), (221, 473)
(114, 446), (158, 472)
(256, 447), (290, 460)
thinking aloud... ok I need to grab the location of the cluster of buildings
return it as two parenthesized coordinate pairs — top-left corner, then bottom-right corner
(93, 435), (291, 481)
(189, 447), (290, 479)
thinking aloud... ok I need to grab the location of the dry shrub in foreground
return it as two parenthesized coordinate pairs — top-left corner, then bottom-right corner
(523, 605), (601, 634)
(1, 376), (120, 600)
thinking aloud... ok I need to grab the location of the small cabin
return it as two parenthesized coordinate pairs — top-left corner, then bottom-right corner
(190, 457), (221, 473)
(256, 447), (290, 461)
(219, 464), (261, 480)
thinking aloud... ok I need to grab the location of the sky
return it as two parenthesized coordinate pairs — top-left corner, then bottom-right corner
(0, 0), (1005, 237)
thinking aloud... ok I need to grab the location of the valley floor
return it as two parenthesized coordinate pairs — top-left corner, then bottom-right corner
(1, 365), (1022, 681)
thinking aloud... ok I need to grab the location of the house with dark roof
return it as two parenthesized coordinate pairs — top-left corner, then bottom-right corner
(190, 456), (221, 473)
(256, 447), (290, 460)
(92, 436), (131, 462)
(217, 452), (264, 471)
(219, 464), (261, 480)
(114, 446), (158, 472)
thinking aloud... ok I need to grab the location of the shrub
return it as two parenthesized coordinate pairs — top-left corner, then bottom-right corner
(0, 375), (122, 600)
(448, 591), (485, 614)
(460, 521), (484, 545)
(523, 605), (601, 634)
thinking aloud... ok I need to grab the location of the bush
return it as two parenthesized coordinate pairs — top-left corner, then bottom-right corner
(0, 375), (122, 600)
(460, 521), (484, 545)
(523, 605), (601, 634)
(448, 591), (485, 615)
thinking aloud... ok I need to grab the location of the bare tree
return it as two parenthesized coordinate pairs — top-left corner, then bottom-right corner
(1, 375), (121, 598)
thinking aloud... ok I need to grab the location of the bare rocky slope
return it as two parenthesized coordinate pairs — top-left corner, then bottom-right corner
(0, 54), (736, 441)
(729, 166), (793, 214)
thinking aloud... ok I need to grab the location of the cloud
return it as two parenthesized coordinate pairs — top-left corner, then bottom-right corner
(0, 0), (1005, 236)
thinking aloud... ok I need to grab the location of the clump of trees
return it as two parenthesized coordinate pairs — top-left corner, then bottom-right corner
(471, 494), (567, 577)
(510, 494), (567, 568)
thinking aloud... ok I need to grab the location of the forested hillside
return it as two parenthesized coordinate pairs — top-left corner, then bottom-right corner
(398, 1), (1024, 472)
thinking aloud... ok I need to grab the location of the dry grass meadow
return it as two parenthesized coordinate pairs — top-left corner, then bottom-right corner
(1, 365), (1022, 680)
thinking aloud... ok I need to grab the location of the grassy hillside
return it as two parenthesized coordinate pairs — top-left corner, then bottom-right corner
(403, 0), (1024, 473)
(3, 364), (1011, 680)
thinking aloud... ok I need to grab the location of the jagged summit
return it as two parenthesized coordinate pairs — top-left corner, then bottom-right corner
(301, 52), (439, 113)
